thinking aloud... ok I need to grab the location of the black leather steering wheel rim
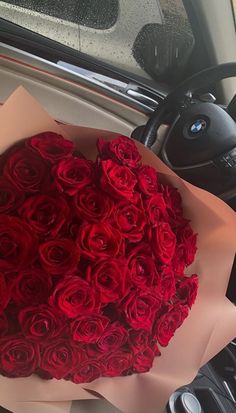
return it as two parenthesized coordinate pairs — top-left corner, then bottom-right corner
(141, 62), (236, 148)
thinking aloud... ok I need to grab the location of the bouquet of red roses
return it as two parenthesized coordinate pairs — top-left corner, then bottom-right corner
(0, 87), (235, 413)
(0, 131), (198, 383)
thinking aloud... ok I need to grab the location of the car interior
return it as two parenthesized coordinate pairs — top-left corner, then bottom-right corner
(0, 0), (236, 412)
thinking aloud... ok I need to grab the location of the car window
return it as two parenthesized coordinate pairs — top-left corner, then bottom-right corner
(0, 0), (194, 83)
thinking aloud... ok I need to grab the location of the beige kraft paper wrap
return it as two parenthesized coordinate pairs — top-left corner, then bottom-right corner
(0, 87), (235, 413)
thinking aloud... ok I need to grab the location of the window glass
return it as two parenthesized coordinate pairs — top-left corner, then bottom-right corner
(1, 0), (119, 29)
(0, 0), (194, 82)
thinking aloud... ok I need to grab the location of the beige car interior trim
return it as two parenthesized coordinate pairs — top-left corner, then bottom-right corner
(0, 50), (149, 136)
(0, 43), (155, 113)
(0, 51), (169, 146)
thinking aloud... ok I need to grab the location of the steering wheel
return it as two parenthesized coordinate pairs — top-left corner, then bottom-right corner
(133, 63), (236, 198)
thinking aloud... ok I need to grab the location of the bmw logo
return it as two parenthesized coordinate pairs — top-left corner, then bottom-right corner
(190, 119), (207, 134)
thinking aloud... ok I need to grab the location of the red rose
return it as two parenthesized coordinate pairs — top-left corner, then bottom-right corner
(71, 314), (109, 343)
(97, 136), (141, 168)
(0, 335), (40, 377)
(129, 329), (150, 353)
(155, 304), (189, 347)
(77, 223), (124, 260)
(114, 201), (146, 242)
(103, 351), (133, 377)
(178, 223), (197, 266)
(89, 259), (127, 304)
(19, 305), (65, 340)
(172, 244), (186, 276)
(4, 148), (48, 192)
(133, 347), (155, 373)
(128, 244), (158, 287)
(11, 269), (52, 307)
(20, 195), (69, 237)
(176, 274), (198, 308)
(27, 132), (75, 163)
(124, 289), (161, 331)
(50, 276), (99, 318)
(158, 266), (176, 301)
(151, 222), (176, 264)
(86, 343), (105, 360)
(71, 359), (102, 384)
(0, 177), (24, 214)
(39, 239), (80, 275)
(100, 159), (137, 200)
(145, 193), (167, 225)
(162, 185), (183, 224)
(137, 165), (158, 196)
(74, 187), (114, 222)
(53, 157), (95, 195)
(40, 339), (78, 379)
(0, 313), (8, 336)
(37, 370), (53, 380)
(0, 141), (24, 173)
(97, 322), (128, 352)
(67, 220), (82, 241)
(151, 342), (161, 357)
(0, 216), (38, 271)
(0, 273), (10, 312)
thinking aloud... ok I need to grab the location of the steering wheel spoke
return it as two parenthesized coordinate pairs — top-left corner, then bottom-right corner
(227, 94), (236, 122)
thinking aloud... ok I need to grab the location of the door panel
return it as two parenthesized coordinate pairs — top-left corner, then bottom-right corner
(0, 45), (149, 135)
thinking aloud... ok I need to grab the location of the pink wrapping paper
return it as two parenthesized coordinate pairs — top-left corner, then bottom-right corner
(0, 87), (236, 413)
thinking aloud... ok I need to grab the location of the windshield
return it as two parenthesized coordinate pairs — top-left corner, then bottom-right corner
(0, 0), (194, 83)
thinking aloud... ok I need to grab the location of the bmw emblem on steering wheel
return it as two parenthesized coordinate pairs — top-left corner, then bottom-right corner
(190, 119), (207, 134)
